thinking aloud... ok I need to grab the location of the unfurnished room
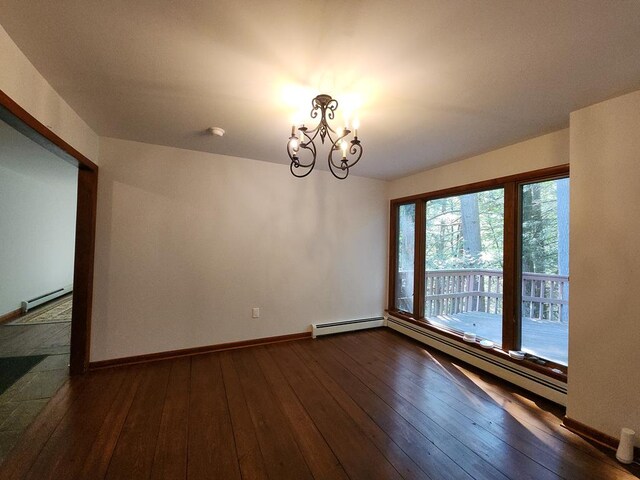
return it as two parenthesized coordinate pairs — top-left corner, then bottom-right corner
(0, 1), (639, 479)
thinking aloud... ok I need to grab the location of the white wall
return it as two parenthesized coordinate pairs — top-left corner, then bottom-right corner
(0, 121), (78, 316)
(567, 89), (640, 441)
(389, 129), (569, 199)
(91, 138), (388, 361)
(0, 24), (98, 161)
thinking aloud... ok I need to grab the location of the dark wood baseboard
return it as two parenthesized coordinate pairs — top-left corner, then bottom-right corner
(89, 331), (312, 370)
(0, 308), (22, 325)
(563, 416), (639, 462)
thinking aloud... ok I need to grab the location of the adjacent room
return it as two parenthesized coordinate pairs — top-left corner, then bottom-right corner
(0, 117), (76, 461)
(0, 1), (639, 478)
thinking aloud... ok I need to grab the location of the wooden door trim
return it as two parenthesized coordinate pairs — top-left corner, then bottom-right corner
(0, 89), (98, 374)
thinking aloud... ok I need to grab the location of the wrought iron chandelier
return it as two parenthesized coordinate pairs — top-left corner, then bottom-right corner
(286, 94), (363, 179)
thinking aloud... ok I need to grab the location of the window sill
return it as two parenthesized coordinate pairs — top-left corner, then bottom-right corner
(385, 310), (568, 383)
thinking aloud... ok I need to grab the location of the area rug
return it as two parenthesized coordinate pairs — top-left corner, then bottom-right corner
(8, 295), (72, 325)
(0, 355), (47, 395)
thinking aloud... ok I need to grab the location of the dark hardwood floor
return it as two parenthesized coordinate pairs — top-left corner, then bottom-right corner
(1, 328), (638, 479)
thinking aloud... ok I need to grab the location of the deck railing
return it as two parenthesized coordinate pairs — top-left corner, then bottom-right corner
(396, 269), (569, 322)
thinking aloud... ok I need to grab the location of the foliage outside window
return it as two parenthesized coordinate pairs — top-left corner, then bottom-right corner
(395, 204), (415, 313)
(520, 178), (569, 364)
(425, 189), (505, 347)
(389, 166), (570, 372)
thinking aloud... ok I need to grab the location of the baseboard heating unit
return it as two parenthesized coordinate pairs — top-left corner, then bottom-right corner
(21, 284), (73, 313)
(386, 315), (567, 405)
(311, 316), (385, 338)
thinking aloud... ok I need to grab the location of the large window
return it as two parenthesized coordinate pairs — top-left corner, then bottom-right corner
(520, 178), (569, 365)
(389, 166), (569, 375)
(425, 189), (505, 347)
(395, 203), (415, 313)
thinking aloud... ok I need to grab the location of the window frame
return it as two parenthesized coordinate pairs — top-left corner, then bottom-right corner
(388, 165), (570, 380)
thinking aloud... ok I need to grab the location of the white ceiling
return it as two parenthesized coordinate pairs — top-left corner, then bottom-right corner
(1, 0), (640, 179)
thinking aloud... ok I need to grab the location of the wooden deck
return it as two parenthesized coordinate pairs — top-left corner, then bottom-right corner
(428, 312), (568, 364)
(1, 329), (637, 479)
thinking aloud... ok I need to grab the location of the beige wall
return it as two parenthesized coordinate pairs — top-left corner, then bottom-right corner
(389, 129), (569, 199)
(567, 89), (640, 441)
(91, 138), (388, 361)
(0, 25), (98, 161)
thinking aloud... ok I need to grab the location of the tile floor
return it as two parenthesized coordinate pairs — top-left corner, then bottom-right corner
(0, 318), (70, 464)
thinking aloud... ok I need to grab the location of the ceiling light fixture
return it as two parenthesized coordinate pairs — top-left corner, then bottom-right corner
(286, 94), (362, 179)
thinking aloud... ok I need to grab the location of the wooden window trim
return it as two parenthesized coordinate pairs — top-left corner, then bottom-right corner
(390, 165), (570, 204)
(413, 200), (426, 319)
(502, 182), (518, 352)
(388, 164), (570, 379)
(388, 201), (399, 311)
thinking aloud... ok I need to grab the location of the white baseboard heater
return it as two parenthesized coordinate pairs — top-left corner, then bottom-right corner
(387, 315), (567, 406)
(312, 316), (385, 338)
(21, 284), (73, 313)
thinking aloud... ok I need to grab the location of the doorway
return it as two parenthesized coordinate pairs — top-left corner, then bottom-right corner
(0, 90), (97, 374)
(0, 90), (97, 461)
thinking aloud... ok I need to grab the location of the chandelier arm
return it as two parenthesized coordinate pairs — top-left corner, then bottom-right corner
(327, 130), (357, 170)
(346, 142), (364, 168)
(290, 161), (315, 178)
(325, 129), (336, 147)
(327, 147), (342, 171)
(327, 158), (349, 179)
(303, 126), (322, 145)
(327, 149), (345, 171)
(300, 141), (317, 167)
(289, 143), (316, 169)
(287, 131), (317, 172)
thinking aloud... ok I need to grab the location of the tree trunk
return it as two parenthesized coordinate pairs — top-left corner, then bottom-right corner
(522, 183), (544, 273)
(460, 193), (482, 266)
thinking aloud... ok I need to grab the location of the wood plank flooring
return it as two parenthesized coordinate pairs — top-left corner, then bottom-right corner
(1, 329), (638, 480)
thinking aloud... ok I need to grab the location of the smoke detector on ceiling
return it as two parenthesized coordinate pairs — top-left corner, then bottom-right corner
(207, 127), (225, 137)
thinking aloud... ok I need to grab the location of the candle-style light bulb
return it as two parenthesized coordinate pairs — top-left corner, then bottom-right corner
(341, 140), (348, 158)
(353, 117), (360, 138)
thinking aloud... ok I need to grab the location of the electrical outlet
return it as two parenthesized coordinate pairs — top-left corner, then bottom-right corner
(252, 307), (260, 318)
